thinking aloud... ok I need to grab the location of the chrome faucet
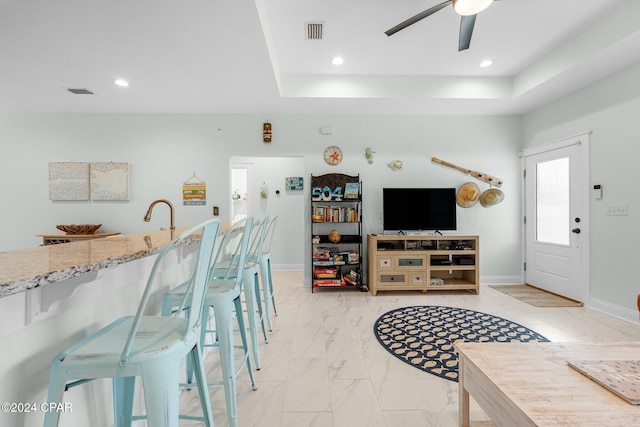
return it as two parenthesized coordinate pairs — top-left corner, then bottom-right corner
(144, 199), (175, 230)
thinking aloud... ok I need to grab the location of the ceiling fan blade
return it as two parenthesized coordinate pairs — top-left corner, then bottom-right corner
(385, 0), (452, 37)
(458, 14), (476, 51)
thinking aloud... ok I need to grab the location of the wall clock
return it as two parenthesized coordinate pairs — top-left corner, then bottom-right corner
(323, 145), (343, 165)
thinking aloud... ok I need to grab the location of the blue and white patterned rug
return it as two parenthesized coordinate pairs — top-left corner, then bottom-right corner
(373, 305), (549, 382)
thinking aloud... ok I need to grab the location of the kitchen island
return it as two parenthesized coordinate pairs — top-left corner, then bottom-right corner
(0, 226), (204, 427)
(1, 227), (192, 299)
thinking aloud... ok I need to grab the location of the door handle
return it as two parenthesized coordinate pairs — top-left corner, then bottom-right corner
(572, 228), (581, 234)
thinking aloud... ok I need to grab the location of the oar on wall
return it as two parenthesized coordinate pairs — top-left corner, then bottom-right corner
(431, 157), (503, 187)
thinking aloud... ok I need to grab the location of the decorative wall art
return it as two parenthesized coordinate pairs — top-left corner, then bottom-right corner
(90, 162), (130, 201)
(285, 177), (304, 191)
(48, 162), (90, 200)
(388, 160), (403, 171)
(263, 122), (272, 143)
(365, 147), (375, 164)
(183, 173), (206, 206)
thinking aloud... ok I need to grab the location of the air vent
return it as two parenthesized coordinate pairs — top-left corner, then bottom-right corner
(67, 88), (94, 95)
(305, 21), (324, 40)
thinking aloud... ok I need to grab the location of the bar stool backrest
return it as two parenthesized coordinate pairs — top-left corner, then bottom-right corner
(120, 218), (221, 365)
(246, 216), (268, 264)
(262, 215), (279, 256)
(210, 217), (254, 284)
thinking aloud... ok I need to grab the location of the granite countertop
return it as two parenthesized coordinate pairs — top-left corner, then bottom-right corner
(0, 227), (195, 298)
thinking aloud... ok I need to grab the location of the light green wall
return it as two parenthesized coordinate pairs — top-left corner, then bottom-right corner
(3, 64), (640, 314)
(522, 62), (640, 315)
(0, 114), (522, 280)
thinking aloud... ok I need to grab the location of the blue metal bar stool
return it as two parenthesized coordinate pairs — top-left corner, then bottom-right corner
(162, 217), (255, 427)
(242, 215), (270, 369)
(43, 219), (221, 427)
(259, 215), (279, 331)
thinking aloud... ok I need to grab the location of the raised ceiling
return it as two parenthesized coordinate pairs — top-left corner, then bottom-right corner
(1, 0), (639, 115)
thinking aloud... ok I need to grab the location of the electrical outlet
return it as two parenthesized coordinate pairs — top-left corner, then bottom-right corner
(606, 204), (628, 216)
(213, 206), (219, 216)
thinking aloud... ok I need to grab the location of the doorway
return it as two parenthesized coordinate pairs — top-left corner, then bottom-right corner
(521, 133), (590, 302)
(230, 163), (250, 222)
(230, 157), (305, 272)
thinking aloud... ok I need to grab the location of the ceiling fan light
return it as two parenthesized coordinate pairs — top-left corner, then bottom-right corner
(452, 0), (494, 16)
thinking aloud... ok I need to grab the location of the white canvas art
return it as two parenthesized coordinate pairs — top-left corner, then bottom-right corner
(90, 162), (130, 200)
(49, 162), (90, 200)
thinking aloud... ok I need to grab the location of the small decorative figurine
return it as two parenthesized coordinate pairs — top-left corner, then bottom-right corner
(263, 122), (272, 143)
(388, 160), (403, 171)
(365, 147), (375, 164)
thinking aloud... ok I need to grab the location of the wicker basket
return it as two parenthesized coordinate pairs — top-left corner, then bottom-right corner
(56, 224), (102, 235)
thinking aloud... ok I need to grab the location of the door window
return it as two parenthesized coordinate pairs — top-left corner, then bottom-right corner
(536, 157), (570, 245)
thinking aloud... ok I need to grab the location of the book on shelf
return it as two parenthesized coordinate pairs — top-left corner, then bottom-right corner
(313, 249), (330, 258)
(313, 279), (344, 287)
(343, 276), (357, 286)
(313, 267), (338, 278)
(312, 204), (360, 223)
(313, 260), (346, 266)
(343, 269), (359, 286)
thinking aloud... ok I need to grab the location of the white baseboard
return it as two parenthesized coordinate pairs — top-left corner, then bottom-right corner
(272, 263), (303, 272)
(586, 296), (640, 325)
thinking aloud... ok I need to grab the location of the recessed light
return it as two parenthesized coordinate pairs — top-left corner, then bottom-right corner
(479, 59), (493, 68)
(114, 79), (129, 87)
(332, 57), (343, 66)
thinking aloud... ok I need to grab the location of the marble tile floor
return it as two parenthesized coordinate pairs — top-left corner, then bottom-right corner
(176, 271), (640, 427)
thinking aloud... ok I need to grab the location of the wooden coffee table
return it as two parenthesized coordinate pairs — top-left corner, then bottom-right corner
(455, 341), (640, 427)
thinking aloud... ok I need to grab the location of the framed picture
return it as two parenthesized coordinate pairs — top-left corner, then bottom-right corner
(285, 177), (304, 191)
(344, 182), (360, 199)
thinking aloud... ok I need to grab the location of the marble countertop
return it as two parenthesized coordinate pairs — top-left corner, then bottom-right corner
(0, 227), (196, 298)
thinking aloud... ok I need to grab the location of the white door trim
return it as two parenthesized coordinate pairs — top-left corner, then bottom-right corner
(520, 132), (591, 303)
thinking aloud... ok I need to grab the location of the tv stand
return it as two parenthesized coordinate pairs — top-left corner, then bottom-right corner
(367, 234), (479, 296)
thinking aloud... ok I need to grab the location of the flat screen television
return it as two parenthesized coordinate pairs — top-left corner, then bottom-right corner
(383, 188), (457, 232)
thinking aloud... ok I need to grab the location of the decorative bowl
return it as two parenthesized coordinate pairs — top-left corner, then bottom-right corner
(56, 224), (102, 235)
(312, 215), (324, 222)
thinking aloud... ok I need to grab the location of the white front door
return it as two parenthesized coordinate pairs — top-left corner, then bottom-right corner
(522, 133), (590, 302)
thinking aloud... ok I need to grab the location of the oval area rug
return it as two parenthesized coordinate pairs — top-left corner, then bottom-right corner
(373, 305), (549, 382)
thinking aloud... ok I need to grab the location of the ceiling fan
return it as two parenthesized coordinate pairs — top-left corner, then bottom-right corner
(385, 0), (495, 51)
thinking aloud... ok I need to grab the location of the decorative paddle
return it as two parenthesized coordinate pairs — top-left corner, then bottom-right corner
(431, 157), (503, 187)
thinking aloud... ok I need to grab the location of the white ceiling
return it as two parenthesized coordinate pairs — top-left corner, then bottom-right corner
(1, 0), (639, 115)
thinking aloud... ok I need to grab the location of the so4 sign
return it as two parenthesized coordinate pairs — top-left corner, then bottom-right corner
(311, 186), (343, 201)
